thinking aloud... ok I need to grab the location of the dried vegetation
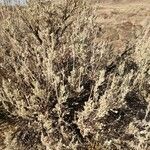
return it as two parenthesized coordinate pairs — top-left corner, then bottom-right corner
(0, 0), (150, 149)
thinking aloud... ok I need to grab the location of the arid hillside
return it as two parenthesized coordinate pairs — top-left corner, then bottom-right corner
(91, 1), (150, 54)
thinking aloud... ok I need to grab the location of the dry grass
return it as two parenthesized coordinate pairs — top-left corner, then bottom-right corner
(0, 0), (150, 150)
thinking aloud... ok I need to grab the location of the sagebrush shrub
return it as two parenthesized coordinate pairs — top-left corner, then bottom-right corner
(0, 0), (150, 150)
